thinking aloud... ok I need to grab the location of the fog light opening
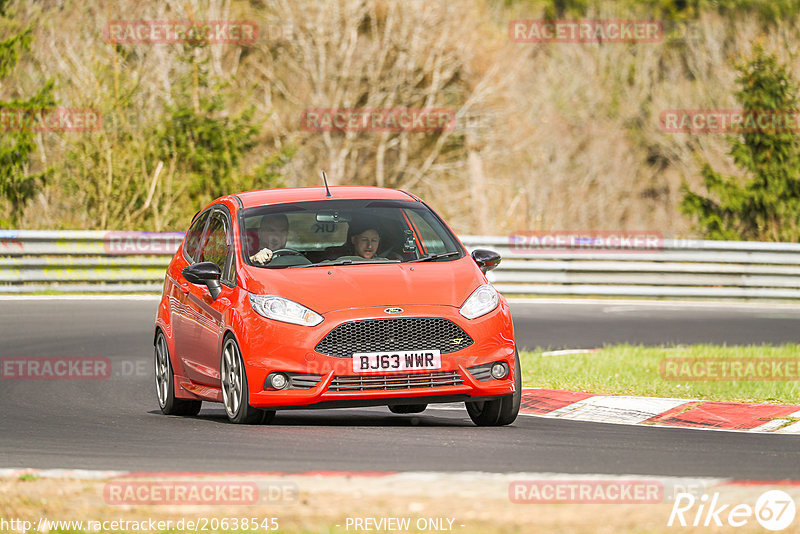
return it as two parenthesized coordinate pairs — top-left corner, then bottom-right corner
(490, 362), (509, 380)
(266, 372), (289, 390)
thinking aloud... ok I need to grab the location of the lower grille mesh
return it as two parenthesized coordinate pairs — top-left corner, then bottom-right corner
(329, 371), (463, 391)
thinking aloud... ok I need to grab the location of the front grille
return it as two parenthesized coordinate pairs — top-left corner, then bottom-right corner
(315, 317), (473, 358)
(329, 371), (463, 391)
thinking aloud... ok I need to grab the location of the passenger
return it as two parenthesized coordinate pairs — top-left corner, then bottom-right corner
(351, 227), (381, 259)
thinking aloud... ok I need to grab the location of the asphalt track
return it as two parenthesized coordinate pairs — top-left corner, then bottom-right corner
(2, 298), (800, 478)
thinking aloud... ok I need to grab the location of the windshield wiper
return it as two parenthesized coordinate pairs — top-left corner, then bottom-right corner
(291, 258), (401, 268)
(409, 251), (460, 263)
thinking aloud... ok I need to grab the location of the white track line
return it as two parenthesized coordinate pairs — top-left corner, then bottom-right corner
(507, 297), (800, 309)
(2, 295), (798, 307)
(0, 467), (727, 489)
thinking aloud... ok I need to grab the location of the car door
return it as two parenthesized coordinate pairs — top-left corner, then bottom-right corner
(171, 209), (209, 377)
(181, 208), (237, 385)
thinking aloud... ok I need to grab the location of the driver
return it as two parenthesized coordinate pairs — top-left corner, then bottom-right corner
(250, 214), (289, 264)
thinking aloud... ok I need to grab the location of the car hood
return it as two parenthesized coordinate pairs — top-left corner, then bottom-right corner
(239, 256), (485, 314)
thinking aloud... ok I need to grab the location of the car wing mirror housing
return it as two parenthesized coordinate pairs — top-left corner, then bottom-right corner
(182, 262), (222, 300)
(471, 249), (501, 274)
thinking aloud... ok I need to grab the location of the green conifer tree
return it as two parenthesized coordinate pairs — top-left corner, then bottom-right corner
(681, 42), (800, 241)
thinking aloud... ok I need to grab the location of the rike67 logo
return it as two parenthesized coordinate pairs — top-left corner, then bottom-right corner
(668, 490), (796, 531)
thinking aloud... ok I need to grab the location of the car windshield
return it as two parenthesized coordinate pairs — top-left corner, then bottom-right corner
(239, 199), (463, 268)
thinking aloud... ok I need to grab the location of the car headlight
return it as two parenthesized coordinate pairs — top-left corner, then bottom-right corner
(248, 293), (323, 326)
(459, 284), (499, 319)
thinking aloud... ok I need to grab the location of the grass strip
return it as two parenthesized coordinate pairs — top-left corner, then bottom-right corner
(519, 344), (800, 404)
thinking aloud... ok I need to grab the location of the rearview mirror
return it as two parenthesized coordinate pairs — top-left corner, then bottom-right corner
(316, 210), (352, 223)
(182, 262), (222, 300)
(471, 249), (501, 274)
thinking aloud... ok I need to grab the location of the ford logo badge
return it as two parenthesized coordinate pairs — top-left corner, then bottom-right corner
(384, 307), (403, 314)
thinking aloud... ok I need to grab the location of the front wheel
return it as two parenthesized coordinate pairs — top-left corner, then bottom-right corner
(465, 350), (521, 426)
(221, 336), (275, 424)
(154, 330), (202, 416)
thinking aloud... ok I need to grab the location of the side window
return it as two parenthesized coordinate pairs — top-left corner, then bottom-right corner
(198, 212), (235, 286)
(407, 209), (448, 254)
(183, 211), (210, 263)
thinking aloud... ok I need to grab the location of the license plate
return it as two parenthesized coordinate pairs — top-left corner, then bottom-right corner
(352, 350), (442, 373)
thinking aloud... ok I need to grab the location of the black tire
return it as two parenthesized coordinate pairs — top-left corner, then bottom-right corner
(154, 330), (202, 416)
(221, 336), (276, 424)
(465, 350), (521, 426)
(389, 404), (428, 414)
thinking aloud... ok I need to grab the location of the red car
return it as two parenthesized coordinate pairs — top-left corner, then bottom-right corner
(154, 186), (520, 425)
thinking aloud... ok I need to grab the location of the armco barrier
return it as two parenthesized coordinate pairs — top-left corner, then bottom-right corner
(2, 231), (800, 298)
(0, 231), (178, 293)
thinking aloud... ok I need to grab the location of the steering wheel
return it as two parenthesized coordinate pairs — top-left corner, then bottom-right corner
(272, 248), (304, 257)
(378, 245), (404, 261)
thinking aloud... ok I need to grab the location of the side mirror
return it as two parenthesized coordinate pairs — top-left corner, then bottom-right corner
(471, 249), (501, 274)
(182, 262), (222, 300)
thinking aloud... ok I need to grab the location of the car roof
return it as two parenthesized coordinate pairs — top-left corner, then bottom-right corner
(234, 186), (420, 209)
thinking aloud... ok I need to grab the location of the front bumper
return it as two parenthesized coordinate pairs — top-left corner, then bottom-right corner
(239, 304), (516, 409)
